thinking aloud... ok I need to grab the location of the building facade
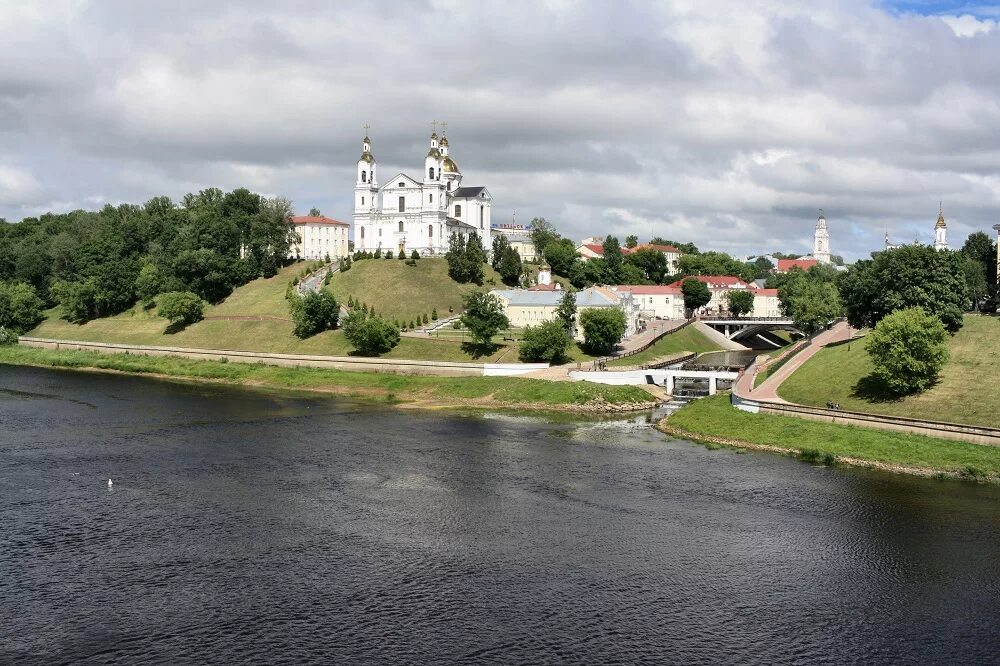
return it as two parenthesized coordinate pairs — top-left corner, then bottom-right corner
(290, 216), (350, 260)
(491, 286), (639, 340)
(353, 130), (493, 256)
(665, 276), (782, 318)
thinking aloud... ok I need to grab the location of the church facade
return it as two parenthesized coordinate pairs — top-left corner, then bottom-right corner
(353, 129), (493, 256)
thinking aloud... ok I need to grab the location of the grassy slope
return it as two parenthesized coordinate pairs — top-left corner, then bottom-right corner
(27, 262), (517, 362)
(778, 316), (1000, 429)
(326, 257), (503, 322)
(0, 345), (655, 409)
(668, 394), (1000, 478)
(607, 325), (722, 367)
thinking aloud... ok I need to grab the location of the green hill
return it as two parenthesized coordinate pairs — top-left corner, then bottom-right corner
(327, 257), (502, 322)
(778, 315), (1000, 429)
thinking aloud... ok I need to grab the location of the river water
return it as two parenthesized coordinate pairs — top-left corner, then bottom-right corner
(2, 365), (1000, 664)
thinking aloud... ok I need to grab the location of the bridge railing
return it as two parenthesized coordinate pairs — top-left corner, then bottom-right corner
(699, 315), (792, 322)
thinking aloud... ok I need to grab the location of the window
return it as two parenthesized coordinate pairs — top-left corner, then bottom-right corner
(361, 170), (367, 183)
(398, 182), (405, 188)
(360, 228), (365, 239)
(428, 167), (434, 179)
(429, 193), (433, 203)
(480, 205), (484, 227)
(398, 220), (404, 232)
(428, 225), (433, 237)
(398, 196), (405, 212)
(447, 181), (451, 191)
(455, 204), (462, 217)
(379, 229), (382, 237)
(361, 196), (365, 206)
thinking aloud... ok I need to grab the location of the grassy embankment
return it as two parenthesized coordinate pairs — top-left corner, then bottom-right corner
(0, 344), (656, 411)
(663, 394), (1000, 480)
(778, 315), (1000, 429)
(27, 262), (517, 362)
(606, 325), (722, 367)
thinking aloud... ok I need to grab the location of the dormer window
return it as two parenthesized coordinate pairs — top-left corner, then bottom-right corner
(398, 182), (405, 188)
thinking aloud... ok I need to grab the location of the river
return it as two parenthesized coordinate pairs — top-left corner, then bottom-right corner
(3, 365), (1000, 664)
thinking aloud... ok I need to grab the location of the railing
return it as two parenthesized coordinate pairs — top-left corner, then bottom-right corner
(699, 315), (793, 322)
(591, 318), (694, 370)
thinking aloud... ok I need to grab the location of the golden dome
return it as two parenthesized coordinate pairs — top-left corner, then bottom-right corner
(936, 211), (946, 229)
(359, 152), (374, 164)
(440, 136), (449, 146)
(442, 156), (459, 172)
(427, 147), (441, 159)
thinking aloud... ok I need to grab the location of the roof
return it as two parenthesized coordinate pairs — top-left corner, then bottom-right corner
(625, 243), (681, 254)
(452, 186), (486, 198)
(527, 282), (560, 291)
(667, 275), (751, 289)
(776, 258), (818, 272)
(504, 233), (533, 244)
(491, 286), (620, 308)
(613, 285), (682, 295)
(291, 216), (349, 226)
(578, 243), (604, 256)
(445, 217), (478, 230)
(751, 288), (779, 296)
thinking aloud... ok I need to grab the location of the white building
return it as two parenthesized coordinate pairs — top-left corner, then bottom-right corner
(491, 286), (639, 340)
(813, 212), (831, 264)
(353, 130), (493, 256)
(666, 276), (781, 317)
(290, 215), (350, 260)
(576, 241), (683, 274)
(612, 285), (685, 321)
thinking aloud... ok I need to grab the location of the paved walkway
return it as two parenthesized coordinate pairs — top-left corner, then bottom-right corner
(735, 320), (852, 402)
(616, 318), (690, 354)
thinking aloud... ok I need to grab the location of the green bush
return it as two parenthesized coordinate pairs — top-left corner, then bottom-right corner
(342, 309), (400, 356)
(431, 309), (438, 321)
(0, 327), (18, 345)
(0, 280), (44, 333)
(579, 308), (627, 355)
(865, 307), (949, 394)
(422, 313), (429, 325)
(519, 320), (571, 363)
(289, 290), (340, 339)
(398, 249), (406, 259)
(459, 290), (509, 346)
(410, 249), (420, 260)
(157, 291), (204, 330)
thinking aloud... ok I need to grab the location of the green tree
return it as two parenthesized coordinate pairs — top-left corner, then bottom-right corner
(460, 290), (509, 346)
(962, 231), (997, 310)
(290, 290), (340, 339)
(342, 309), (400, 356)
(529, 217), (560, 256)
(0, 280), (44, 333)
(626, 247), (669, 283)
(51, 278), (99, 323)
(726, 289), (755, 318)
(543, 239), (578, 277)
(157, 291), (204, 331)
(464, 233), (487, 284)
(778, 272), (841, 334)
(308, 207), (321, 216)
(865, 307), (949, 395)
(602, 235), (624, 284)
(497, 245), (522, 286)
(519, 320), (572, 363)
(681, 278), (711, 313)
(579, 308), (627, 355)
(625, 234), (638, 249)
(963, 254), (989, 311)
(398, 248), (406, 259)
(651, 238), (698, 254)
(839, 245), (967, 333)
(491, 234), (511, 270)
(135, 262), (163, 304)
(678, 251), (754, 282)
(555, 287), (577, 333)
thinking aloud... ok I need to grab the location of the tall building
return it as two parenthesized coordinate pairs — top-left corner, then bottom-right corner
(353, 127), (493, 256)
(934, 203), (948, 251)
(813, 211), (831, 264)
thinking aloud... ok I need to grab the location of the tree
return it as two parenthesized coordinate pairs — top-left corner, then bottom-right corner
(0, 280), (44, 334)
(579, 308), (627, 355)
(963, 255), (989, 311)
(51, 278), (99, 323)
(839, 245), (967, 333)
(678, 251), (755, 282)
(726, 289), (755, 318)
(602, 235), (624, 284)
(778, 275), (841, 334)
(497, 245), (522, 286)
(135, 262), (162, 304)
(962, 231), (997, 309)
(157, 291), (204, 330)
(865, 307), (949, 395)
(342, 309), (400, 356)
(555, 287), (577, 333)
(519, 320), (572, 363)
(491, 234), (510, 270)
(750, 256), (774, 280)
(651, 238), (698, 254)
(681, 278), (711, 313)
(290, 290), (339, 339)
(398, 248), (406, 259)
(463, 233), (488, 284)
(460, 290), (509, 346)
(626, 247), (669, 283)
(625, 235), (638, 249)
(529, 217), (560, 256)
(308, 207), (321, 217)
(543, 239), (578, 277)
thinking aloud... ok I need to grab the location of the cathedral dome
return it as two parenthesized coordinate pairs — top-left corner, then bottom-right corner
(440, 136), (449, 147)
(936, 210), (946, 229)
(442, 156), (459, 172)
(359, 152), (374, 164)
(427, 147), (441, 159)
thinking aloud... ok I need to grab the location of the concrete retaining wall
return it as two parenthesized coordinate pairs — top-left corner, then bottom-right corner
(755, 399), (1000, 447)
(17, 338), (548, 378)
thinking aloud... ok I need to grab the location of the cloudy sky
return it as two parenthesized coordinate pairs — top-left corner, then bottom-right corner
(2, 0), (999, 259)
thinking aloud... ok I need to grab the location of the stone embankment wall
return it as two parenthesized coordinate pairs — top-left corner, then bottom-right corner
(17, 338), (548, 378)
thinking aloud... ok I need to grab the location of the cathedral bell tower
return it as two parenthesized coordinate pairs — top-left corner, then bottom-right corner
(354, 131), (378, 250)
(813, 210), (831, 264)
(934, 203), (948, 251)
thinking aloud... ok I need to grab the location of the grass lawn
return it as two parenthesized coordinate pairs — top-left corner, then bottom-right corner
(778, 315), (1000, 429)
(0, 345), (656, 410)
(607, 325), (722, 367)
(326, 257), (503, 322)
(753, 341), (808, 387)
(667, 394), (1000, 479)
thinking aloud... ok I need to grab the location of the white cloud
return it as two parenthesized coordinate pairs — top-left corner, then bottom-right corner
(941, 14), (998, 37)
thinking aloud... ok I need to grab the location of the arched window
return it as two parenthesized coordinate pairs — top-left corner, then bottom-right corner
(428, 225), (433, 237)
(447, 181), (451, 191)
(398, 196), (405, 212)
(398, 220), (404, 232)
(429, 193), (433, 203)
(361, 170), (367, 183)
(360, 228), (365, 239)
(480, 205), (484, 227)
(428, 167), (434, 179)
(455, 204), (462, 217)
(361, 196), (365, 206)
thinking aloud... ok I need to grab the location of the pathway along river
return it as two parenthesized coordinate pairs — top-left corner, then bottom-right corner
(3, 365), (1000, 664)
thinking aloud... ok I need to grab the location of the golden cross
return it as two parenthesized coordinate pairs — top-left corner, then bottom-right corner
(441, 121), (447, 135)
(431, 120), (438, 134)
(363, 122), (370, 135)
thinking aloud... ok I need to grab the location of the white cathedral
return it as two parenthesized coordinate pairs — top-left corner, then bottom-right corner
(353, 128), (493, 256)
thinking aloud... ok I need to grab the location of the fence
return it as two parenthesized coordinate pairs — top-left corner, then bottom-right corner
(592, 318), (694, 370)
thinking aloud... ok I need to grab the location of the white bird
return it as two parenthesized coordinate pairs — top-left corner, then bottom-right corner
(107, 478), (113, 489)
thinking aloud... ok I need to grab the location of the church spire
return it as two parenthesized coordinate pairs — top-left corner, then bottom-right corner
(934, 202), (947, 251)
(813, 209), (830, 264)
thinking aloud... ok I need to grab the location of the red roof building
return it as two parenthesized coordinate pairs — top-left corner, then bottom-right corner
(775, 258), (818, 273)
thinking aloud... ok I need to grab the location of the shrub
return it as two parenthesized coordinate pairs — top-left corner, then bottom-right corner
(0, 326), (18, 345)
(460, 290), (509, 346)
(373, 249), (381, 259)
(398, 249), (406, 259)
(579, 308), (627, 355)
(422, 313), (429, 325)
(431, 309), (438, 321)
(342, 309), (400, 356)
(290, 290), (340, 339)
(157, 291), (204, 330)
(519, 320), (572, 363)
(410, 249), (420, 260)
(409, 320), (416, 329)
(865, 307), (949, 395)
(0, 280), (44, 333)
(384, 250), (393, 260)
(452, 320), (461, 329)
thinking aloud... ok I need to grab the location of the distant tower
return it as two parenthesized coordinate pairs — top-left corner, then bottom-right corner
(813, 210), (831, 264)
(934, 203), (948, 251)
(353, 130), (378, 250)
(537, 264), (552, 286)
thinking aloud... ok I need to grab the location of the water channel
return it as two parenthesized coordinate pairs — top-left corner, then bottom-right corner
(3, 365), (1000, 663)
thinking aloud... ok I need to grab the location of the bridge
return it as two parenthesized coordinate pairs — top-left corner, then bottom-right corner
(698, 316), (803, 345)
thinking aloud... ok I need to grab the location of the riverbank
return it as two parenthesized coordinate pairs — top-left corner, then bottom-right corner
(0, 345), (657, 413)
(661, 394), (1000, 481)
